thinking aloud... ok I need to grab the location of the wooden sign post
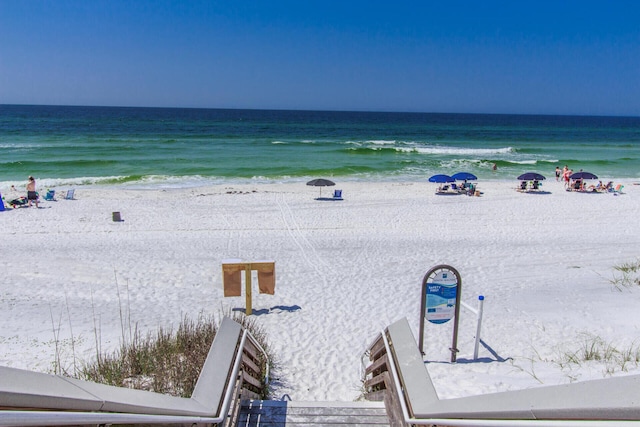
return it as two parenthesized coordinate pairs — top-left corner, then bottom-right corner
(222, 260), (275, 315)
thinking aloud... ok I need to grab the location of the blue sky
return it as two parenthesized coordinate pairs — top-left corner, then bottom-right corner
(1, 1), (639, 115)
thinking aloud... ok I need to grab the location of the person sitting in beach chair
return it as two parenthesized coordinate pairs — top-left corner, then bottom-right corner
(518, 181), (527, 191)
(612, 184), (624, 194)
(532, 180), (541, 190)
(9, 196), (28, 208)
(43, 189), (56, 201)
(587, 181), (606, 192)
(466, 183), (476, 196)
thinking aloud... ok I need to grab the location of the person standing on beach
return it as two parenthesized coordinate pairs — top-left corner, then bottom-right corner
(562, 166), (570, 188)
(26, 176), (39, 208)
(555, 166), (561, 181)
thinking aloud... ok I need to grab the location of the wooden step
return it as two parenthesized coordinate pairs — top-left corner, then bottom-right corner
(237, 400), (390, 426)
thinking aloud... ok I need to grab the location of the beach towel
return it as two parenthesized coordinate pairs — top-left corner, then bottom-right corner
(258, 270), (275, 295)
(223, 269), (242, 297)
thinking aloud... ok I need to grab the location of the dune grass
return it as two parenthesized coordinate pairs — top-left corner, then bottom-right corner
(73, 310), (272, 398)
(609, 259), (640, 291)
(556, 334), (640, 376)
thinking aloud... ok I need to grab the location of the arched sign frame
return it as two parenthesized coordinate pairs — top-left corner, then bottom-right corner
(418, 264), (462, 362)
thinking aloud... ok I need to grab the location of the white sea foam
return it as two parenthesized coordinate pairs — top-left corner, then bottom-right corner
(411, 145), (514, 155)
(366, 140), (397, 145)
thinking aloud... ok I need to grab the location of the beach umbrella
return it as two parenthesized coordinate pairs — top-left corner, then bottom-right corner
(306, 178), (335, 197)
(570, 171), (598, 180)
(452, 172), (477, 181)
(517, 172), (546, 181)
(428, 174), (455, 183)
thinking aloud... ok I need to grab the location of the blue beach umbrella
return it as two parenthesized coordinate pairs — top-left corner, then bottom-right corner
(428, 174), (455, 183)
(517, 172), (546, 181)
(451, 172), (478, 181)
(570, 171), (598, 180)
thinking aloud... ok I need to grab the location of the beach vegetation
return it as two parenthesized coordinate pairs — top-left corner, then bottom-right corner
(48, 272), (273, 398)
(511, 333), (640, 383)
(72, 310), (273, 398)
(556, 334), (640, 376)
(609, 259), (640, 291)
(49, 296), (273, 398)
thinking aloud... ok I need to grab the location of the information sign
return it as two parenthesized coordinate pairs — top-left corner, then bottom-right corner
(419, 265), (462, 361)
(425, 270), (458, 324)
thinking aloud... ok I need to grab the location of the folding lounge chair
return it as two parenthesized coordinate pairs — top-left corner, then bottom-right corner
(9, 197), (28, 208)
(65, 189), (75, 200)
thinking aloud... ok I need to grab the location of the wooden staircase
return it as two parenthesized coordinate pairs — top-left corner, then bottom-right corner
(236, 399), (390, 426)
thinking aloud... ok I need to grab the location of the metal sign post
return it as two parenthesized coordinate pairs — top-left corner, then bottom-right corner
(419, 264), (462, 362)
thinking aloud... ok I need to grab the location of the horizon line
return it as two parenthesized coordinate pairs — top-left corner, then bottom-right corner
(1, 103), (639, 119)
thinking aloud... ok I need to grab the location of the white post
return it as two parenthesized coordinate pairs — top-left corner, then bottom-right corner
(473, 295), (485, 360)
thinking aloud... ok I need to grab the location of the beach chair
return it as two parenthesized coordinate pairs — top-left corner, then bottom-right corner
(43, 189), (55, 201)
(436, 185), (450, 194)
(612, 184), (624, 194)
(65, 189), (75, 200)
(332, 189), (343, 200)
(518, 181), (527, 191)
(9, 196), (28, 208)
(466, 183), (477, 196)
(532, 180), (541, 190)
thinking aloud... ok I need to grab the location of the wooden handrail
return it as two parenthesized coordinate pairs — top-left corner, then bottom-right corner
(363, 318), (640, 426)
(0, 316), (268, 426)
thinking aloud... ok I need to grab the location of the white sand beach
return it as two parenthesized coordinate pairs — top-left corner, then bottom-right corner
(1, 179), (639, 402)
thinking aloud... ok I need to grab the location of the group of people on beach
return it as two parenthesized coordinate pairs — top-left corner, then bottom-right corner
(556, 165), (573, 187)
(556, 165), (583, 190)
(555, 165), (617, 193)
(3, 176), (41, 209)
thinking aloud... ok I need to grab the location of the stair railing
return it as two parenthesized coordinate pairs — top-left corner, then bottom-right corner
(0, 316), (269, 427)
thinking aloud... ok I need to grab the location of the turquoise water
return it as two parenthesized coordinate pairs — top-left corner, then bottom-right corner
(1, 105), (639, 188)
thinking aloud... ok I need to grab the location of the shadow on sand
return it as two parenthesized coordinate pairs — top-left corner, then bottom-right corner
(232, 305), (302, 316)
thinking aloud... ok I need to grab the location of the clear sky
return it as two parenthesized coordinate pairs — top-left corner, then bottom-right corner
(1, 1), (639, 116)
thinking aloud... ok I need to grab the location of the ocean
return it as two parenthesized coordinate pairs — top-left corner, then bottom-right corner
(1, 104), (639, 189)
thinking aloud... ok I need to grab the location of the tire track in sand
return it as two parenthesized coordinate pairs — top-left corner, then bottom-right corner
(274, 193), (330, 285)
